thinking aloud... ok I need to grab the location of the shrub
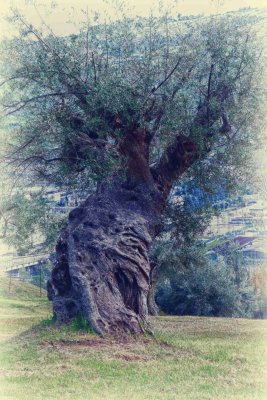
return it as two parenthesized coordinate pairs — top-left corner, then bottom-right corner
(156, 255), (266, 318)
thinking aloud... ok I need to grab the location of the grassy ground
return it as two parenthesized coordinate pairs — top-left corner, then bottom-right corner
(0, 275), (267, 400)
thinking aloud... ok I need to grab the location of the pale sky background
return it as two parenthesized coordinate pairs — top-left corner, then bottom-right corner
(0, 0), (267, 38)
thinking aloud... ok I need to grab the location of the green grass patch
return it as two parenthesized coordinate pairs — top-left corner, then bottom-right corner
(40, 313), (57, 327)
(67, 315), (95, 333)
(0, 274), (267, 400)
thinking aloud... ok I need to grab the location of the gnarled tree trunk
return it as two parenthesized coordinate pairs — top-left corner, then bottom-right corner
(47, 132), (197, 335)
(147, 262), (160, 316)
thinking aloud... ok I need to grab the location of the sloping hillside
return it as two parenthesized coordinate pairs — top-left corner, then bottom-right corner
(0, 274), (50, 342)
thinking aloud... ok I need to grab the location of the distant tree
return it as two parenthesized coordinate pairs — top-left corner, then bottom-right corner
(156, 246), (266, 318)
(0, 187), (66, 255)
(0, 6), (264, 334)
(148, 190), (215, 314)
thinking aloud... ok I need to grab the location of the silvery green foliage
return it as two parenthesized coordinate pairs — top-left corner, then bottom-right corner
(0, 190), (66, 255)
(0, 7), (264, 257)
(156, 251), (266, 318)
(0, 9), (264, 192)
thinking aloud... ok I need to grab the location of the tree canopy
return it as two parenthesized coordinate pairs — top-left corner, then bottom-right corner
(1, 8), (264, 192)
(0, 5), (265, 334)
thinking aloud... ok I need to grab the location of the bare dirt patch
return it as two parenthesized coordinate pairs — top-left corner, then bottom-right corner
(39, 336), (157, 362)
(40, 336), (154, 350)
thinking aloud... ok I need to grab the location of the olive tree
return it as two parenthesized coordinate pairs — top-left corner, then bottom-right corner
(0, 8), (264, 334)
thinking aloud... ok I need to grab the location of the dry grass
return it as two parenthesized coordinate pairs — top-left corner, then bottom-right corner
(0, 274), (267, 400)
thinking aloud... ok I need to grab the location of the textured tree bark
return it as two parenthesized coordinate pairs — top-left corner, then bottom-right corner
(47, 178), (164, 335)
(47, 132), (197, 335)
(147, 262), (159, 316)
(147, 284), (159, 316)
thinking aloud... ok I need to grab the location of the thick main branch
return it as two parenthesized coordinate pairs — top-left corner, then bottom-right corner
(151, 135), (198, 197)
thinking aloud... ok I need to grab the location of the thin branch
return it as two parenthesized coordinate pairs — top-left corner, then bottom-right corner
(214, 116), (248, 148)
(219, 113), (231, 134)
(206, 63), (214, 123)
(24, 156), (84, 163)
(151, 108), (165, 136)
(234, 33), (250, 82)
(143, 98), (156, 119)
(104, 20), (109, 70)
(7, 136), (36, 157)
(84, 7), (90, 83)
(207, 64), (214, 101)
(152, 57), (183, 94)
(3, 91), (89, 116)
(142, 57), (183, 109)
(7, 159), (36, 197)
(170, 69), (193, 101)
(91, 52), (97, 84)
(6, 155), (85, 167)
(33, 3), (58, 40)
(164, 14), (170, 77)
(0, 76), (23, 88)
(17, 16), (87, 91)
